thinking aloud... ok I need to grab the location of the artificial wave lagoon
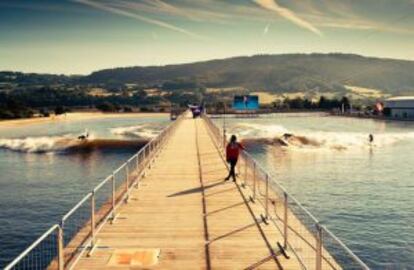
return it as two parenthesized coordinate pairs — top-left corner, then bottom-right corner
(1, 113), (414, 268)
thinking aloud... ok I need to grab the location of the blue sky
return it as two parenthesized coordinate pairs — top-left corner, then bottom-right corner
(0, 0), (413, 74)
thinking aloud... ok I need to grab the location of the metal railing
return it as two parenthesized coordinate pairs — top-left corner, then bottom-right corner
(5, 113), (185, 270)
(202, 114), (369, 270)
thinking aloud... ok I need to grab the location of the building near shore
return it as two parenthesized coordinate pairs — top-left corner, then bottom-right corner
(384, 96), (414, 119)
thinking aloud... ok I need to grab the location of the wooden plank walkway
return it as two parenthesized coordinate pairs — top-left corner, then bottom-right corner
(74, 115), (303, 269)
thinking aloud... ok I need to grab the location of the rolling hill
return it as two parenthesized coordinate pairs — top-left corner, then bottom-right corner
(83, 53), (414, 95)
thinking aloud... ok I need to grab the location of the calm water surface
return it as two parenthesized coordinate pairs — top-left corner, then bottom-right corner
(217, 113), (414, 269)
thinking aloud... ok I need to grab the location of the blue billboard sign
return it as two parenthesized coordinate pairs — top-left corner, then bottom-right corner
(233, 95), (259, 110)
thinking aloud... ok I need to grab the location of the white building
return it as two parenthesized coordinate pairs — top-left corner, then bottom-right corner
(384, 96), (414, 119)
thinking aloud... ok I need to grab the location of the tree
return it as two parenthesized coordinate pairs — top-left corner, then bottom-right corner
(341, 96), (351, 111)
(54, 106), (67, 115)
(123, 106), (133, 112)
(96, 102), (116, 112)
(39, 108), (50, 117)
(318, 96), (327, 109)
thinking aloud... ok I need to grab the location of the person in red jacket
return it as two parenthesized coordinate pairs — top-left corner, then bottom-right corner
(225, 135), (245, 181)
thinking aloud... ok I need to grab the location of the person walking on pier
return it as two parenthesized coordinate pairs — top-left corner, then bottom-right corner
(225, 135), (244, 182)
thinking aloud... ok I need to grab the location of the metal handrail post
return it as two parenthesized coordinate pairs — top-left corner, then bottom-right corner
(316, 223), (323, 270)
(148, 143), (152, 169)
(136, 153), (139, 173)
(111, 173), (115, 223)
(150, 141), (153, 157)
(283, 192), (288, 249)
(253, 162), (257, 200)
(223, 129), (226, 149)
(135, 154), (141, 188)
(237, 155), (240, 178)
(125, 162), (129, 202)
(58, 225), (64, 270)
(90, 191), (96, 251)
(244, 156), (247, 185)
(265, 174), (269, 218)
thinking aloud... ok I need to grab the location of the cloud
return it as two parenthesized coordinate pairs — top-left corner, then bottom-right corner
(116, 0), (260, 24)
(295, 0), (414, 34)
(253, 0), (322, 36)
(73, 0), (413, 37)
(129, 0), (197, 20)
(73, 0), (206, 40)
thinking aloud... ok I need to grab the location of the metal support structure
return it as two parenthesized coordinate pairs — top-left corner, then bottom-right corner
(265, 174), (269, 218)
(316, 223), (323, 270)
(253, 162), (257, 200)
(111, 173), (115, 224)
(283, 192), (288, 249)
(244, 156), (247, 185)
(58, 225), (64, 270)
(223, 103), (226, 149)
(90, 192), (96, 250)
(223, 129), (226, 150)
(136, 153), (142, 184)
(125, 162), (129, 202)
(135, 152), (139, 170)
(148, 144), (152, 169)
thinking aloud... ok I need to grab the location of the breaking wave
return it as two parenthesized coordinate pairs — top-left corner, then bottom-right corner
(0, 135), (147, 154)
(230, 123), (289, 139)
(230, 123), (414, 151)
(110, 124), (162, 139)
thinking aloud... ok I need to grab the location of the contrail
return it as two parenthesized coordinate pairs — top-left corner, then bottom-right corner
(73, 0), (206, 40)
(263, 23), (271, 35)
(253, 0), (322, 36)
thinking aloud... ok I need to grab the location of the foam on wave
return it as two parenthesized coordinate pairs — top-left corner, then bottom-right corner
(0, 134), (147, 153)
(230, 123), (414, 150)
(110, 124), (162, 139)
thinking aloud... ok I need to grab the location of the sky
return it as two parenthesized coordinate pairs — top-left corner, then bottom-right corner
(0, 0), (413, 75)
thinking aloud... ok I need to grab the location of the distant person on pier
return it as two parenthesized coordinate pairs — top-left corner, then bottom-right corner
(225, 135), (245, 182)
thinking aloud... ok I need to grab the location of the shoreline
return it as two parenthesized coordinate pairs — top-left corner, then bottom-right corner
(0, 112), (169, 128)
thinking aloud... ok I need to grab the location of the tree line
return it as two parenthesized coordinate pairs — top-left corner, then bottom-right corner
(273, 96), (352, 110)
(0, 86), (204, 119)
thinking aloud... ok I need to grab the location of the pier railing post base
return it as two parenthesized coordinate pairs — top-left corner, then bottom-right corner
(58, 225), (64, 270)
(316, 223), (323, 270)
(111, 174), (116, 224)
(283, 192), (288, 249)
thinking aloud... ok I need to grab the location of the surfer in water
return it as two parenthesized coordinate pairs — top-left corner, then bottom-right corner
(78, 130), (89, 141)
(369, 134), (374, 144)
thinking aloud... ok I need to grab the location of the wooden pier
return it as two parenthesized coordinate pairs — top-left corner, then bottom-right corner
(74, 115), (304, 269)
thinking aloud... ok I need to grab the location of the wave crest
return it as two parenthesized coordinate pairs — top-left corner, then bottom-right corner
(0, 135), (147, 153)
(110, 124), (161, 139)
(230, 123), (414, 150)
(0, 135), (83, 153)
